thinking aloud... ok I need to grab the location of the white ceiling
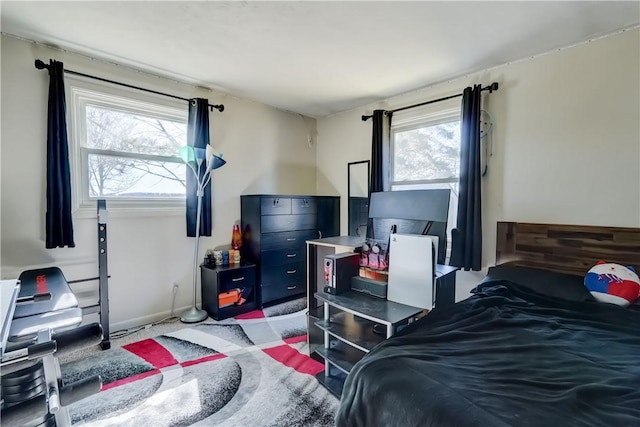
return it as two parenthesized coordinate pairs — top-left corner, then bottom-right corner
(2, 1), (639, 117)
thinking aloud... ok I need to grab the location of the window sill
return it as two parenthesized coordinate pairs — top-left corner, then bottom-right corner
(73, 200), (185, 219)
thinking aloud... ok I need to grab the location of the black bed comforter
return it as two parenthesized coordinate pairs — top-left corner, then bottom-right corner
(336, 281), (640, 427)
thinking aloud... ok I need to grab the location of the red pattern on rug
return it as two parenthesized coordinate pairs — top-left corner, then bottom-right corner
(262, 344), (324, 376)
(123, 338), (178, 368)
(105, 334), (321, 392)
(180, 353), (227, 368)
(102, 369), (160, 391)
(284, 335), (308, 345)
(235, 309), (265, 319)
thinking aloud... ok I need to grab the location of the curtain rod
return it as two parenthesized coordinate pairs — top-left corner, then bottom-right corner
(361, 82), (498, 121)
(34, 59), (224, 113)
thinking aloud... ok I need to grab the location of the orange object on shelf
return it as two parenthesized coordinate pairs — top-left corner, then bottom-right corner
(359, 267), (389, 282)
(219, 288), (246, 308)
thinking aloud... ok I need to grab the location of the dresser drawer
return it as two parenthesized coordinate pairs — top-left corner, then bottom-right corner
(262, 282), (304, 303)
(262, 214), (317, 233)
(217, 267), (256, 293)
(260, 197), (291, 215)
(261, 229), (318, 251)
(292, 198), (317, 215)
(261, 264), (306, 303)
(261, 262), (305, 286)
(261, 247), (306, 266)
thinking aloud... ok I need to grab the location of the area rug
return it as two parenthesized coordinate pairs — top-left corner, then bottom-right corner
(61, 299), (339, 426)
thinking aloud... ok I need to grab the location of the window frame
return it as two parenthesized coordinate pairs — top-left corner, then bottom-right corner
(68, 78), (189, 217)
(390, 106), (461, 188)
(390, 104), (462, 263)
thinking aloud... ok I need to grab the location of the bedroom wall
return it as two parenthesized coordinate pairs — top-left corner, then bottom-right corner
(316, 29), (640, 293)
(0, 35), (321, 330)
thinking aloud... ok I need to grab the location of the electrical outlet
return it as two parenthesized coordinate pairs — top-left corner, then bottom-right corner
(173, 282), (180, 293)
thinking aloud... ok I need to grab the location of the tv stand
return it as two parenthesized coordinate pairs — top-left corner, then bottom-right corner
(306, 236), (458, 358)
(313, 291), (423, 397)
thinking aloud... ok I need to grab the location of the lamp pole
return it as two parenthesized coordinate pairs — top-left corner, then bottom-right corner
(181, 162), (208, 323)
(178, 146), (225, 323)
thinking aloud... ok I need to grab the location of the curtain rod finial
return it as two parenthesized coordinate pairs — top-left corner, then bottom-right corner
(361, 115), (371, 121)
(34, 59), (49, 70)
(490, 82), (499, 93)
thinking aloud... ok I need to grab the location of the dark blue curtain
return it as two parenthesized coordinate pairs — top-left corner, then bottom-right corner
(370, 110), (392, 195)
(451, 85), (482, 270)
(46, 60), (75, 248)
(186, 99), (212, 237)
(368, 110), (392, 239)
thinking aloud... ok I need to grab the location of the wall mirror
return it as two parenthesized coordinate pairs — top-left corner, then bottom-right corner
(347, 160), (370, 237)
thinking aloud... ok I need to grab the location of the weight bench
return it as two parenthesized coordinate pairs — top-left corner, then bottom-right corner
(1, 267), (104, 427)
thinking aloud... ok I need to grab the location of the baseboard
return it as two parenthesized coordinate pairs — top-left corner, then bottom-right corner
(109, 304), (194, 333)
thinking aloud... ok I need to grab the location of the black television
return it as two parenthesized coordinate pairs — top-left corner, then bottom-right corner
(367, 189), (450, 265)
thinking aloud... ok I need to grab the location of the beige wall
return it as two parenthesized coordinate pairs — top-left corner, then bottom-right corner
(2, 29), (639, 327)
(316, 29), (640, 289)
(0, 35), (320, 329)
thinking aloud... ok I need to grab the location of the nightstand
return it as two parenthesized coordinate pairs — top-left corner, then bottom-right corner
(313, 291), (423, 397)
(201, 263), (257, 320)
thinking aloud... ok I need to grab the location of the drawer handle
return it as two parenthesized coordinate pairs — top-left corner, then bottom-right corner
(287, 285), (297, 290)
(318, 230), (322, 239)
(287, 269), (297, 274)
(272, 199), (279, 206)
(286, 238), (296, 241)
(287, 253), (297, 258)
(232, 277), (245, 282)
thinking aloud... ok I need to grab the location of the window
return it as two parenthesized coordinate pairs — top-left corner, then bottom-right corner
(69, 83), (188, 213)
(392, 114), (460, 186)
(390, 106), (461, 261)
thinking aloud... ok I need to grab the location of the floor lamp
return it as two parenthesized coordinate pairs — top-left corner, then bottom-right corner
(180, 145), (226, 323)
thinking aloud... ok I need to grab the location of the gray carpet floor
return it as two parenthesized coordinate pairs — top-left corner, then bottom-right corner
(60, 297), (308, 364)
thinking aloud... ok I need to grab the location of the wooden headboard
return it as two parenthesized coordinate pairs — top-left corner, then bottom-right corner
(496, 222), (640, 276)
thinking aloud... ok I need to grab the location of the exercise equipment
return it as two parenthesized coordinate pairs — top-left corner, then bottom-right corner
(1, 200), (112, 425)
(1, 268), (104, 427)
(64, 199), (111, 349)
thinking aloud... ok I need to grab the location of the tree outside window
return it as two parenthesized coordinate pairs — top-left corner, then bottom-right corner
(84, 105), (187, 199)
(393, 120), (460, 183)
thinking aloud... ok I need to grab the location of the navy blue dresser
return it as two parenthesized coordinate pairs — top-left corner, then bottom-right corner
(241, 195), (340, 306)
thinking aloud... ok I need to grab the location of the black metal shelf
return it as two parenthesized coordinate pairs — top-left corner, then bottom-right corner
(315, 370), (347, 398)
(307, 305), (324, 320)
(312, 291), (423, 398)
(314, 311), (385, 353)
(315, 341), (365, 375)
(315, 291), (422, 327)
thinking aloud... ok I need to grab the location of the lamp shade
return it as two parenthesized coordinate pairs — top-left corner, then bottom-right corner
(206, 145), (226, 170)
(179, 145), (197, 166)
(208, 154), (226, 170)
(180, 145), (227, 175)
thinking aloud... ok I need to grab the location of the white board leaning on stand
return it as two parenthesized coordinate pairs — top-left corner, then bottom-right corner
(387, 234), (438, 310)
